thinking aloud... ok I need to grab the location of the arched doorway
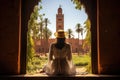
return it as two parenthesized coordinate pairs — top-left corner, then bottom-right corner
(20, 0), (98, 74)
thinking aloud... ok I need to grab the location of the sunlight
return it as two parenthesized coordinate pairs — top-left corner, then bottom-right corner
(39, 0), (88, 39)
(26, 0), (91, 75)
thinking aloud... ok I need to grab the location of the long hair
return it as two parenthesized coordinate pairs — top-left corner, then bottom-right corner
(55, 38), (65, 49)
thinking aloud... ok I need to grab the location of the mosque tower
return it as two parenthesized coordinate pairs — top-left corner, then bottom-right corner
(56, 5), (64, 31)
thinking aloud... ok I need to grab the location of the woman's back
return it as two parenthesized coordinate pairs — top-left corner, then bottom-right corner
(41, 30), (76, 76)
(50, 43), (71, 59)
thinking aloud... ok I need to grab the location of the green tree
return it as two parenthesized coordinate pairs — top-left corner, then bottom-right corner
(39, 18), (51, 53)
(71, 0), (83, 10)
(72, 0), (91, 72)
(27, 3), (43, 72)
(43, 27), (52, 39)
(39, 18), (44, 40)
(27, 33), (35, 63)
(75, 23), (84, 55)
(28, 5), (43, 40)
(44, 18), (51, 39)
(75, 23), (83, 40)
(42, 24), (52, 53)
(67, 28), (74, 38)
(84, 19), (91, 53)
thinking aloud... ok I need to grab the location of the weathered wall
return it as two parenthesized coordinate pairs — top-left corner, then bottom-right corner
(99, 0), (120, 74)
(0, 0), (20, 74)
(0, 0), (39, 75)
(20, 0), (40, 74)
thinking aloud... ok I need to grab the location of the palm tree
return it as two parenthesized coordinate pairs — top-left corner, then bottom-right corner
(75, 23), (84, 55)
(39, 21), (44, 39)
(44, 18), (51, 39)
(75, 23), (82, 40)
(38, 18), (44, 52)
(43, 27), (52, 39)
(84, 19), (91, 54)
(67, 28), (74, 38)
(39, 14), (45, 40)
(84, 19), (91, 45)
(43, 26), (52, 53)
(80, 27), (83, 47)
(42, 18), (51, 53)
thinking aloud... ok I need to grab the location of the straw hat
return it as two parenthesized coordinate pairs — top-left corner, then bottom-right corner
(54, 29), (68, 38)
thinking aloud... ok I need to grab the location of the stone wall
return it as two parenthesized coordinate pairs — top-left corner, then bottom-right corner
(99, 0), (120, 74)
(0, 0), (20, 74)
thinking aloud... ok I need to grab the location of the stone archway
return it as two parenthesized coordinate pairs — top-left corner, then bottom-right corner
(20, 0), (40, 74)
(80, 0), (98, 74)
(20, 0), (98, 74)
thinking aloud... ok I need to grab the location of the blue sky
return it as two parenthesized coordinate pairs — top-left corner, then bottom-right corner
(39, 0), (88, 38)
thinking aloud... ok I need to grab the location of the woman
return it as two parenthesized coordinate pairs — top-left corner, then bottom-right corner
(41, 30), (76, 76)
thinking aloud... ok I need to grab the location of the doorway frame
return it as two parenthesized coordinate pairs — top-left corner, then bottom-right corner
(20, 0), (99, 74)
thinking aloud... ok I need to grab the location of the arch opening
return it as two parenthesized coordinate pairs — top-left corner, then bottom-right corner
(21, 0), (98, 75)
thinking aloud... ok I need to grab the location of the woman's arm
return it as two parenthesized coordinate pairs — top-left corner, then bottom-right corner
(48, 44), (53, 61)
(67, 44), (72, 61)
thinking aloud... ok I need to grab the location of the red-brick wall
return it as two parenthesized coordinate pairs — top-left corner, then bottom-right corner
(34, 38), (85, 53)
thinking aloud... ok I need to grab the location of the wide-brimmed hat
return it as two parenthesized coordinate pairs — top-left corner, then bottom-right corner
(54, 29), (68, 38)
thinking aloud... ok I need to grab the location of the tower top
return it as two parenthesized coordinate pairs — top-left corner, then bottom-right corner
(58, 5), (62, 14)
(59, 5), (61, 8)
(56, 5), (64, 31)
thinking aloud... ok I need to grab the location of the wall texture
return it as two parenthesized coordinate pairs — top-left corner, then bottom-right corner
(0, 0), (20, 74)
(99, 0), (120, 74)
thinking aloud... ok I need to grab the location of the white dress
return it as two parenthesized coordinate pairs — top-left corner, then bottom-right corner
(43, 43), (76, 76)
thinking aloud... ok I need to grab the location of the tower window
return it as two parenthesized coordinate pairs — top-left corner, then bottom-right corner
(59, 26), (62, 28)
(58, 19), (62, 21)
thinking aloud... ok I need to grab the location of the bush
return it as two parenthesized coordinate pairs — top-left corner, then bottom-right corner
(26, 53), (91, 74)
(72, 54), (91, 73)
(26, 56), (48, 74)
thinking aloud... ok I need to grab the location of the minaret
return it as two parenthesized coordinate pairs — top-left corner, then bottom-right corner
(56, 5), (64, 31)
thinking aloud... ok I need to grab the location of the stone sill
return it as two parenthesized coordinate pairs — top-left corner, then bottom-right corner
(0, 74), (120, 80)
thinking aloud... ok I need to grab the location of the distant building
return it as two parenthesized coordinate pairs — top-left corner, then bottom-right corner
(56, 5), (64, 31)
(34, 38), (84, 53)
(34, 6), (89, 53)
